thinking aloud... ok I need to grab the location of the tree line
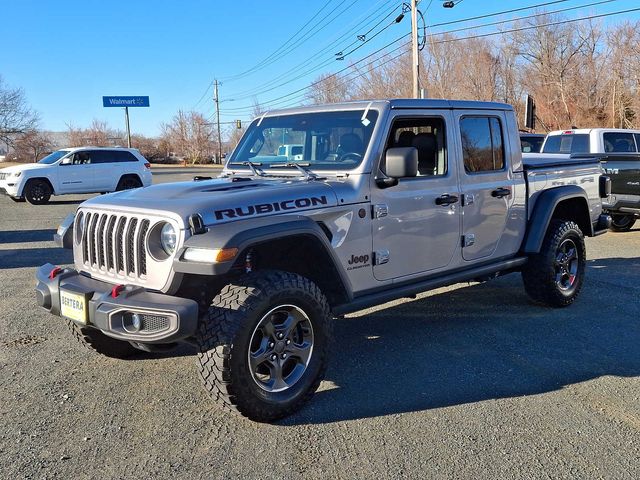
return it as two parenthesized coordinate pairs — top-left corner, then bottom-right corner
(309, 15), (640, 132)
(2, 13), (639, 163)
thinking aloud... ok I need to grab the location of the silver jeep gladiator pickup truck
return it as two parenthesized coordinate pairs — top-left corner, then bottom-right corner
(36, 99), (611, 421)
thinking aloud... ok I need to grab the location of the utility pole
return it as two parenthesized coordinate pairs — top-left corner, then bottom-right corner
(411, 0), (420, 99)
(213, 79), (223, 164)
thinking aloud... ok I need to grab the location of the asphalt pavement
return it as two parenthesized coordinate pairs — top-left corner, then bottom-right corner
(1, 167), (639, 479)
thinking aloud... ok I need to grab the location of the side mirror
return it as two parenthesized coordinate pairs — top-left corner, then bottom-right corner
(60, 157), (72, 165)
(384, 147), (418, 178)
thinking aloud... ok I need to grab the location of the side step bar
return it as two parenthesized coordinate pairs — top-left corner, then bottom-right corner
(333, 257), (528, 316)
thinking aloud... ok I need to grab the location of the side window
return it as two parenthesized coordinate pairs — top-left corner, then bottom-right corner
(460, 116), (504, 173)
(72, 151), (92, 165)
(90, 151), (111, 164)
(386, 117), (447, 176)
(603, 132), (636, 153)
(114, 151), (138, 162)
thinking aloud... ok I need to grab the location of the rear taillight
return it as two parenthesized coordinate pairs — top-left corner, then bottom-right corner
(144, 162), (151, 169)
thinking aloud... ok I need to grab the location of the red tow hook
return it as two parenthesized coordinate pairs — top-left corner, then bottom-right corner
(48, 266), (63, 280)
(111, 284), (125, 298)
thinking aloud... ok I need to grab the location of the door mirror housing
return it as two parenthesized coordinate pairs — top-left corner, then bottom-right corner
(384, 147), (418, 178)
(60, 157), (72, 166)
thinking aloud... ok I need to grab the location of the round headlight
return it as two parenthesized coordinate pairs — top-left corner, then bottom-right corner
(160, 223), (177, 255)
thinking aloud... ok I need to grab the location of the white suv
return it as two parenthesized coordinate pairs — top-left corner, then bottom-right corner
(0, 147), (152, 204)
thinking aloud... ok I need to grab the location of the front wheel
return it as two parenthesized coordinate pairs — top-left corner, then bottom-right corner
(196, 270), (332, 422)
(24, 179), (52, 205)
(609, 214), (636, 232)
(522, 220), (586, 307)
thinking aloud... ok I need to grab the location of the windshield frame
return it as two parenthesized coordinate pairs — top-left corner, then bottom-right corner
(38, 150), (70, 165)
(225, 107), (384, 175)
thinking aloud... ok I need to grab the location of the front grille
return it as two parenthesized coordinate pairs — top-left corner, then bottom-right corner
(0, 173), (8, 180)
(80, 212), (149, 279)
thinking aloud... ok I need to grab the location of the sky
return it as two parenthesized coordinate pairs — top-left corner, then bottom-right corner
(2, 0), (639, 137)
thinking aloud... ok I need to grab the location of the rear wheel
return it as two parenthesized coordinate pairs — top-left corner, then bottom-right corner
(522, 220), (586, 307)
(115, 176), (142, 191)
(66, 320), (140, 359)
(196, 270), (332, 422)
(24, 179), (52, 205)
(609, 214), (636, 232)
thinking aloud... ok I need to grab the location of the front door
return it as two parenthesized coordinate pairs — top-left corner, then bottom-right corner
(371, 111), (461, 281)
(454, 112), (513, 261)
(57, 151), (93, 193)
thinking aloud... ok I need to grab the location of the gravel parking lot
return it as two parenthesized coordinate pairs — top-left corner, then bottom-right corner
(1, 167), (639, 479)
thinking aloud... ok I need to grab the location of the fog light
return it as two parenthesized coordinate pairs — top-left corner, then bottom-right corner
(123, 312), (142, 332)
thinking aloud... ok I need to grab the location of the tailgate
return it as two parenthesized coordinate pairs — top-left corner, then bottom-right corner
(602, 154), (640, 196)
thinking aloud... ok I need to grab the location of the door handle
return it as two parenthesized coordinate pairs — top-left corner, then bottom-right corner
(491, 187), (511, 198)
(435, 194), (459, 206)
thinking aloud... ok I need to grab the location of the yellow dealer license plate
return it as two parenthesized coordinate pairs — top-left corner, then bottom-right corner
(60, 289), (88, 324)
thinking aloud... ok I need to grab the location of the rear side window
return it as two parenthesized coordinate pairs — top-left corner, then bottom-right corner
(460, 116), (504, 173)
(603, 132), (637, 153)
(90, 150), (138, 163)
(542, 134), (589, 153)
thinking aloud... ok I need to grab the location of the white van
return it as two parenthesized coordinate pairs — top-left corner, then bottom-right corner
(0, 147), (152, 204)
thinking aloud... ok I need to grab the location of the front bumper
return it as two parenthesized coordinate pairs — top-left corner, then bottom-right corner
(0, 181), (20, 197)
(35, 263), (199, 344)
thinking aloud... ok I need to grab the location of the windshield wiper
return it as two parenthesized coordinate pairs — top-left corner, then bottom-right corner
(226, 161), (265, 177)
(269, 162), (319, 180)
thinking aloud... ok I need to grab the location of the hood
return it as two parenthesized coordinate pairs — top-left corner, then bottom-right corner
(0, 163), (47, 174)
(81, 176), (340, 228)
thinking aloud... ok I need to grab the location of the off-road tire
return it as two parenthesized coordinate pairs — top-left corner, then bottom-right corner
(65, 320), (140, 359)
(522, 220), (585, 307)
(609, 214), (636, 232)
(24, 179), (52, 205)
(115, 175), (142, 191)
(196, 270), (332, 422)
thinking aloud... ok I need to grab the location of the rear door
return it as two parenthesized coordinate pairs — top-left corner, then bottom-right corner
(91, 150), (124, 191)
(602, 132), (640, 197)
(454, 112), (515, 262)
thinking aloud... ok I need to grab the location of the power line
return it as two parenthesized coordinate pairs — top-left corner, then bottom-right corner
(220, 0), (589, 107)
(192, 81), (213, 110)
(220, 0), (337, 81)
(220, 0), (395, 101)
(219, 5), (638, 116)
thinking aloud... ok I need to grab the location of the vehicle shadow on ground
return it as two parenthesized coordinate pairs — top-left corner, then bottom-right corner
(0, 247), (73, 269)
(0, 229), (56, 244)
(285, 257), (640, 425)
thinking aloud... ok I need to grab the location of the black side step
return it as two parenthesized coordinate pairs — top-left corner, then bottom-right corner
(333, 257), (528, 316)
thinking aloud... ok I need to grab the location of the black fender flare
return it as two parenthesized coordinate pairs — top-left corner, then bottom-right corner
(522, 185), (593, 253)
(173, 215), (353, 300)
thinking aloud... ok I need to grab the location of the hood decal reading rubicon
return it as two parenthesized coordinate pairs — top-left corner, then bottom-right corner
(214, 195), (329, 220)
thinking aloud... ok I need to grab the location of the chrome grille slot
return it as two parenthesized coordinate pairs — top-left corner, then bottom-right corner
(96, 214), (107, 268)
(88, 213), (99, 266)
(82, 212), (91, 264)
(138, 220), (150, 276)
(105, 216), (117, 271)
(115, 217), (127, 273)
(126, 218), (139, 275)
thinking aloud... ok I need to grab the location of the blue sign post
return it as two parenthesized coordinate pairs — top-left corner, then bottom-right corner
(102, 96), (150, 147)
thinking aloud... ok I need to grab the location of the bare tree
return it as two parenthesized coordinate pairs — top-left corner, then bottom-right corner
(67, 120), (122, 147)
(161, 110), (213, 165)
(0, 76), (39, 148)
(307, 73), (355, 104)
(12, 130), (55, 162)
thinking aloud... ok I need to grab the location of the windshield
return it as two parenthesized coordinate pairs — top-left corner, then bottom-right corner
(228, 109), (379, 170)
(38, 150), (68, 165)
(542, 134), (589, 154)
